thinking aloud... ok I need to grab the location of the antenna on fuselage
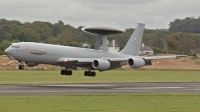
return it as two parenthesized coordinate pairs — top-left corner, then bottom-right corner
(82, 26), (123, 52)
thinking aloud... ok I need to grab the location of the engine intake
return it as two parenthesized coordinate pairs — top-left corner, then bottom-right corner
(92, 59), (110, 71)
(127, 58), (145, 68)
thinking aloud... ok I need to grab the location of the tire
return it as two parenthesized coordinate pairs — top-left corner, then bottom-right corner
(92, 72), (96, 77)
(84, 71), (88, 76)
(61, 70), (65, 75)
(69, 71), (72, 76)
(19, 65), (24, 70)
(88, 71), (91, 77)
(64, 70), (69, 75)
(22, 65), (24, 69)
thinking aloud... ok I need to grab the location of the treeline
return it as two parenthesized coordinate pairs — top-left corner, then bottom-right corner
(169, 17), (200, 33)
(0, 19), (99, 54)
(1, 17), (200, 55)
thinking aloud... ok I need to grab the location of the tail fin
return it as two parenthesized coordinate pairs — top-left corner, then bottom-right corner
(120, 23), (145, 56)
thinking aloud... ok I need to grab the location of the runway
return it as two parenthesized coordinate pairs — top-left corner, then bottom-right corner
(0, 83), (200, 96)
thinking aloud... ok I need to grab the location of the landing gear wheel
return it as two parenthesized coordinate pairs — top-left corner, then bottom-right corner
(64, 70), (69, 75)
(84, 71), (96, 77)
(19, 65), (24, 70)
(61, 70), (65, 75)
(60, 69), (73, 76)
(84, 71), (88, 76)
(68, 70), (72, 76)
(88, 71), (92, 77)
(91, 72), (96, 77)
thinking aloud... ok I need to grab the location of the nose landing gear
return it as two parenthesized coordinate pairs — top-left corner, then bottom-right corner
(19, 65), (24, 70)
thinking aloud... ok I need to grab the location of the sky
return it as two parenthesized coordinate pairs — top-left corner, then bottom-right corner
(0, 0), (200, 30)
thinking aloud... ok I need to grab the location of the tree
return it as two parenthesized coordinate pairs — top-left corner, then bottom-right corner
(163, 35), (179, 53)
(178, 38), (196, 54)
(19, 28), (40, 42)
(31, 21), (52, 41)
(169, 17), (200, 33)
(0, 40), (11, 54)
(69, 41), (79, 47)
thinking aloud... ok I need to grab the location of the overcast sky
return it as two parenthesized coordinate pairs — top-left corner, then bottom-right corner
(0, 0), (199, 30)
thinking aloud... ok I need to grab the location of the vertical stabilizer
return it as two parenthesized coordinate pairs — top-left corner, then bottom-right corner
(120, 23), (145, 56)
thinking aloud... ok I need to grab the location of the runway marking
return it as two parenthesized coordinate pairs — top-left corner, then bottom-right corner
(196, 87), (200, 90)
(0, 89), (129, 93)
(187, 85), (200, 86)
(187, 85), (200, 90)
(1, 83), (200, 95)
(0, 91), (69, 93)
(115, 87), (185, 90)
(0, 88), (162, 93)
(40, 84), (113, 87)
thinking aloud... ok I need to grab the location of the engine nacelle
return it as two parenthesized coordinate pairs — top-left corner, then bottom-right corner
(92, 59), (110, 71)
(24, 62), (39, 67)
(127, 58), (145, 68)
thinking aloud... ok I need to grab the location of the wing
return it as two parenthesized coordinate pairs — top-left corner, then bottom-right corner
(108, 55), (186, 62)
(56, 57), (127, 64)
(56, 55), (186, 64)
(57, 58), (94, 64)
(140, 55), (186, 61)
(56, 55), (186, 70)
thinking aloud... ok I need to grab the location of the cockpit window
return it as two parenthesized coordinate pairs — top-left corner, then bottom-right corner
(11, 45), (20, 48)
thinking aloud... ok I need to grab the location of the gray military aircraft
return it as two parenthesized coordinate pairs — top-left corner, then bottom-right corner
(4, 23), (182, 77)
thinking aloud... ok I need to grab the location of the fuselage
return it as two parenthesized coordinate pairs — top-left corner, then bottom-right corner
(5, 42), (132, 66)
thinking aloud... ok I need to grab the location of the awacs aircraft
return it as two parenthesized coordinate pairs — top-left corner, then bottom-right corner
(4, 23), (183, 77)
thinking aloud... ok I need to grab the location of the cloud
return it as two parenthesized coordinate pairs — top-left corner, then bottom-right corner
(0, 0), (199, 29)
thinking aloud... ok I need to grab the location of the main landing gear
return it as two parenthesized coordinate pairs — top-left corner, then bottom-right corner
(84, 71), (96, 77)
(19, 65), (24, 70)
(60, 69), (72, 76)
(60, 68), (96, 77)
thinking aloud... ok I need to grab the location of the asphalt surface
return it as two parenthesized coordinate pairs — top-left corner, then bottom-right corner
(0, 83), (200, 96)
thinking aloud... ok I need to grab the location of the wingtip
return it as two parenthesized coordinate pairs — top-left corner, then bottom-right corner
(176, 55), (187, 58)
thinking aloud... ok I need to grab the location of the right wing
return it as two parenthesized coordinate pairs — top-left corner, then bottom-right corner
(56, 55), (186, 64)
(56, 55), (187, 70)
(140, 55), (186, 61)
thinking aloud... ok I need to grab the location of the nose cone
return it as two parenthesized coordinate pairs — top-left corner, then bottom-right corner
(4, 48), (10, 55)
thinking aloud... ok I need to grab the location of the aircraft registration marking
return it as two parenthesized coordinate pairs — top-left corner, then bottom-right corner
(25, 44), (31, 54)
(75, 51), (79, 57)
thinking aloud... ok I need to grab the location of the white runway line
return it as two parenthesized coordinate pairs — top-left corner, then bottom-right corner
(187, 85), (200, 86)
(0, 91), (69, 93)
(40, 84), (113, 87)
(114, 87), (185, 90)
(187, 85), (200, 90)
(0, 89), (132, 93)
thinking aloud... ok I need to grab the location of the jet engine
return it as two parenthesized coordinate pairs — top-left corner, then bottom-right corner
(24, 62), (39, 67)
(127, 58), (145, 68)
(92, 59), (110, 71)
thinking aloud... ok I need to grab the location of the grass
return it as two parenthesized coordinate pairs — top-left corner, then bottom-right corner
(0, 93), (200, 112)
(0, 70), (200, 112)
(0, 70), (200, 84)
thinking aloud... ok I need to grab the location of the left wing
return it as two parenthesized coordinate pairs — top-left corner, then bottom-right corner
(57, 58), (94, 64)
(56, 57), (127, 64)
